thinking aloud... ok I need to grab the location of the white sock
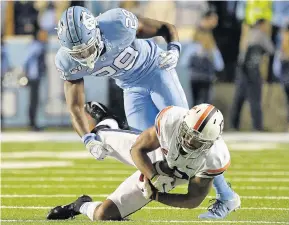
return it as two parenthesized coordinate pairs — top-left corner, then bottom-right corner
(79, 201), (102, 221)
(97, 118), (119, 129)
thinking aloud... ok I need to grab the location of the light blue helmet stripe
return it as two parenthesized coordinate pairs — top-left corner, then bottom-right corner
(65, 8), (74, 46)
(66, 7), (80, 45)
(72, 7), (81, 43)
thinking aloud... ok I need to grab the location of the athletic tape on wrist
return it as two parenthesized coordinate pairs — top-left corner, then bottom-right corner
(82, 133), (96, 145)
(167, 41), (182, 53)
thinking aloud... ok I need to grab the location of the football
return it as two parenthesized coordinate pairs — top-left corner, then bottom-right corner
(153, 160), (175, 177)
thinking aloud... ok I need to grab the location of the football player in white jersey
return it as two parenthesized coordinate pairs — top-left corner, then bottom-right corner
(47, 103), (240, 221)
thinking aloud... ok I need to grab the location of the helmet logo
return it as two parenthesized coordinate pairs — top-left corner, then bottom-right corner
(81, 11), (96, 31)
(219, 119), (224, 134)
(57, 21), (65, 37)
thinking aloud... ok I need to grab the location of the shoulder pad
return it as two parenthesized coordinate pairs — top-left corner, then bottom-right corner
(155, 106), (187, 136)
(98, 8), (138, 45)
(55, 48), (85, 81)
(196, 139), (231, 178)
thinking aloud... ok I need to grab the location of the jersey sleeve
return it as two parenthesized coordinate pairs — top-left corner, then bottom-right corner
(195, 139), (231, 178)
(55, 48), (85, 81)
(99, 8), (138, 46)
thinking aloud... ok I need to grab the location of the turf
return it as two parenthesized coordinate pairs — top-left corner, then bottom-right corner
(1, 142), (289, 225)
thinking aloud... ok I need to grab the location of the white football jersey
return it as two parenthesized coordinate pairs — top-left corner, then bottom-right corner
(155, 106), (230, 179)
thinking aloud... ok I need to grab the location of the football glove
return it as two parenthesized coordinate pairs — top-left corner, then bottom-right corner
(139, 174), (158, 200)
(158, 49), (179, 71)
(82, 133), (111, 160)
(150, 174), (175, 193)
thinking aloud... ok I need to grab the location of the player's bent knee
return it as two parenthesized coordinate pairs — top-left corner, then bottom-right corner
(93, 199), (122, 221)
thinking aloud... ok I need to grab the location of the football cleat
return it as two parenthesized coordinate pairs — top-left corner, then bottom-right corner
(198, 192), (241, 219)
(84, 101), (129, 130)
(47, 195), (92, 220)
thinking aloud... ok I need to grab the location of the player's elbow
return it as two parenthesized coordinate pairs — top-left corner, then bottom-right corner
(161, 22), (176, 35)
(68, 104), (82, 115)
(166, 22), (176, 31)
(156, 22), (177, 42)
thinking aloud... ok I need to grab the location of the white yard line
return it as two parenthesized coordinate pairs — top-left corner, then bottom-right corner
(231, 165), (289, 169)
(1, 206), (289, 211)
(1, 151), (91, 159)
(1, 177), (125, 182)
(1, 170), (133, 175)
(1, 194), (289, 200)
(0, 219), (288, 224)
(147, 220), (289, 224)
(3, 177), (289, 182)
(2, 131), (289, 143)
(3, 170), (289, 176)
(0, 161), (74, 169)
(228, 178), (289, 182)
(2, 184), (289, 191)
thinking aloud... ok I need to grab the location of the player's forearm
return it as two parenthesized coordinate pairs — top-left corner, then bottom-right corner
(156, 192), (203, 209)
(156, 23), (179, 43)
(130, 127), (160, 179)
(69, 107), (91, 137)
(64, 79), (91, 137)
(131, 146), (157, 179)
(137, 18), (179, 43)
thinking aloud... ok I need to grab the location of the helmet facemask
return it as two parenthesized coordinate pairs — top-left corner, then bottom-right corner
(64, 27), (104, 69)
(177, 121), (214, 159)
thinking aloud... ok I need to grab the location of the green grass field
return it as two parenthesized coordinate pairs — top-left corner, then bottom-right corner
(1, 142), (289, 225)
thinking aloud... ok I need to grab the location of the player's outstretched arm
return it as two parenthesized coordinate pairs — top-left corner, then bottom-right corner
(156, 177), (213, 208)
(130, 126), (160, 180)
(64, 79), (91, 137)
(137, 17), (179, 44)
(137, 17), (181, 70)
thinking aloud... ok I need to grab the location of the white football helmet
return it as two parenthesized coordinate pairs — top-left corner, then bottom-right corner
(177, 103), (224, 158)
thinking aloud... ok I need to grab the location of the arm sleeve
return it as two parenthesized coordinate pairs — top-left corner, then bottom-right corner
(273, 52), (282, 79)
(179, 43), (198, 67)
(261, 36), (275, 55)
(212, 48), (225, 71)
(196, 160), (230, 178)
(196, 140), (231, 178)
(23, 43), (42, 69)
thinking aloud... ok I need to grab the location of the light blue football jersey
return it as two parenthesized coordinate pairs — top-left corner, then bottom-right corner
(55, 8), (162, 88)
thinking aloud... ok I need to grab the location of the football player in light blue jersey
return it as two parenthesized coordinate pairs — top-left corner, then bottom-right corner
(55, 6), (187, 148)
(55, 6), (239, 219)
(55, 6), (187, 133)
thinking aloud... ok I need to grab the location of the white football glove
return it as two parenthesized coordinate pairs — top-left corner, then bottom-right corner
(158, 49), (179, 71)
(139, 175), (156, 200)
(82, 133), (112, 161)
(150, 174), (175, 193)
(85, 139), (112, 160)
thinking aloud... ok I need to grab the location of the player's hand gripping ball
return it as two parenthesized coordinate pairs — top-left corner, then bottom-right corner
(139, 160), (176, 200)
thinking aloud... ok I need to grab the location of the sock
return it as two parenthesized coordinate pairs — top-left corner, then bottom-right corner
(79, 201), (102, 221)
(98, 119), (119, 129)
(213, 174), (234, 201)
